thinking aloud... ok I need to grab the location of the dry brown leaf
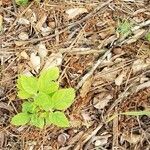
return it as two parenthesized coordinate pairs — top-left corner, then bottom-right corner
(100, 67), (118, 82)
(37, 43), (48, 58)
(132, 59), (150, 73)
(80, 77), (93, 98)
(66, 8), (88, 20)
(36, 13), (47, 31)
(20, 51), (29, 60)
(94, 134), (112, 147)
(18, 32), (29, 40)
(18, 18), (30, 25)
(121, 133), (142, 144)
(14, 40), (28, 46)
(42, 53), (62, 70)
(30, 53), (41, 73)
(115, 71), (126, 86)
(93, 92), (113, 110)
(41, 27), (52, 36)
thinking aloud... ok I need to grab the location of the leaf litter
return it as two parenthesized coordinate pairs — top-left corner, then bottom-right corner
(0, 0), (150, 149)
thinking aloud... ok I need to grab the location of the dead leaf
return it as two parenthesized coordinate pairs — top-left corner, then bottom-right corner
(30, 53), (41, 73)
(94, 134), (112, 147)
(80, 77), (93, 98)
(115, 71), (126, 86)
(132, 59), (150, 73)
(18, 32), (29, 40)
(36, 13), (47, 31)
(66, 8), (88, 20)
(14, 40), (28, 46)
(20, 51), (29, 60)
(121, 133), (142, 144)
(18, 18), (30, 25)
(37, 43), (48, 58)
(100, 67), (118, 82)
(42, 53), (62, 70)
(41, 27), (52, 36)
(93, 92), (113, 110)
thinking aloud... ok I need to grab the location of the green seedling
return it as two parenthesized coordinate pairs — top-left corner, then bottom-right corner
(106, 110), (150, 123)
(145, 32), (150, 42)
(117, 19), (133, 36)
(15, 0), (28, 6)
(11, 67), (75, 129)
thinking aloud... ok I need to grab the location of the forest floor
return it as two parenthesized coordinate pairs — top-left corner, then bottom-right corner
(0, 0), (150, 150)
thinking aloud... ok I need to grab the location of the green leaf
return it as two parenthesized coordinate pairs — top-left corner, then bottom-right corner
(22, 102), (36, 113)
(15, 0), (28, 6)
(34, 92), (54, 111)
(11, 113), (30, 126)
(52, 88), (75, 110)
(145, 32), (150, 41)
(20, 75), (38, 95)
(30, 114), (45, 128)
(18, 90), (32, 99)
(39, 81), (59, 94)
(121, 111), (150, 116)
(49, 111), (69, 127)
(117, 20), (133, 36)
(38, 67), (59, 94)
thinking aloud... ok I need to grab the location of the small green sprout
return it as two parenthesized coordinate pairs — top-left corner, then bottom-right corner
(117, 19), (133, 36)
(106, 110), (150, 123)
(145, 32), (150, 42)
(11, 67), (75, 129)
(15, 0), (28, 6)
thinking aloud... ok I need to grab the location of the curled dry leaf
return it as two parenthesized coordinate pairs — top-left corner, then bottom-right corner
(66, 8), (88, 20)
(100, 67), (118, 82)
(80, 77), (93, 98)
(18, 32), (29, 40)
(14, 40), (28, 46)
(30, 53), (41, 73)
(36, 13), (47, 31)
(41, 27), (52, 36)
(94, 134), (112, 147)
(37, 43), (48, 58)
(121, 133), (142, 144)
(42, 53), (62, 70)
(93, 92), (113, 110)
(132, 59), (150, 73)
(20, 51), (29, 60)
(18, 18), (30, 25)
(115, 71), (126, 86)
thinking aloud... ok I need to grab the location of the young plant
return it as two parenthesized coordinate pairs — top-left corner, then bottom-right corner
(145, 32), (150, 42)
(15, 0), (28, 6)
(117, 19), (133, 37)
(106, 110), (150, 123)
(11, 67), (75, 129)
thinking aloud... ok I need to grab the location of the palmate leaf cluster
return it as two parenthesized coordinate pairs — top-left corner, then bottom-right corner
(11, 67), (75, 128)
